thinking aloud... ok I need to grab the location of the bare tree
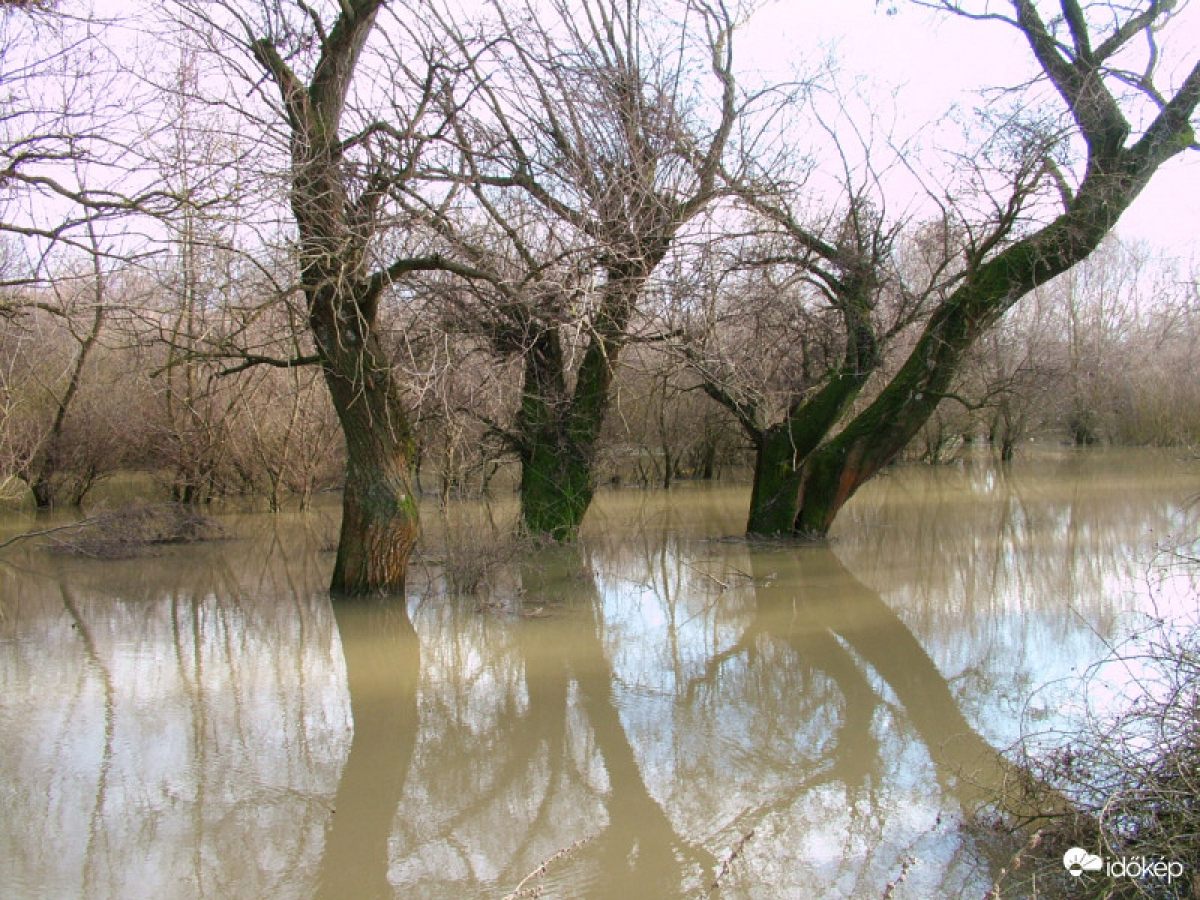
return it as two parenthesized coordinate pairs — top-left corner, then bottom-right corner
(695, 0), (1199, 537)
(681, 92), (951, 532)
(783, 0), (1200, 536)
(162, 0), (491, 593)
(421, 0), (740, 540)
(11, 244), (114, 506)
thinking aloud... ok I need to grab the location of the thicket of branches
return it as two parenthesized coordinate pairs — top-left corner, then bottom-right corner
(2, 231), (1194, 508)
(0, 0), (1196, 547)
(986, 540), (1200, 899)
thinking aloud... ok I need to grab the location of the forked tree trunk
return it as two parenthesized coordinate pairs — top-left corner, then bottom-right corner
(517, 341), (614, 542)
(792, 197), (1127, 538)
(745, 427), (807, 536)
(516, 290), (632, 542)
(744, 369), (876, 537)
(250, 0), (415, 595)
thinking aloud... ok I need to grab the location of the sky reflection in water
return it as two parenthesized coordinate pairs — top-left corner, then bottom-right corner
(1, 449), (1197, 899)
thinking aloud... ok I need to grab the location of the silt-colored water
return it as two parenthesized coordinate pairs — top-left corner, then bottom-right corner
(1, 448), (1197, 899)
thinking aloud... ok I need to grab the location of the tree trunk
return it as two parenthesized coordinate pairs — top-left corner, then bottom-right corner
(745, 426), (806, 536)
(22, 298), (105, 509)
(321, 329), (419, 596)
(28, 474), (54, 509)
(793, 199), (1124, 537)
(516, 343), (606, 542)
(515, 286), (631, 542)
(744, 369), (874, 537)
(250, 0), (416, 596)
(518, 426), (595, 541)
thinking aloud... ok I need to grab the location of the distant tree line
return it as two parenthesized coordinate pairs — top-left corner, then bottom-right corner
(3, 232), (1195, 497)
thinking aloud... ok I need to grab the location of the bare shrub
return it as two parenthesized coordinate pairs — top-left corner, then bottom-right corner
(47, 503), (227, 558)
(987, 540), (1200, 899)
(417, 504), (533, 605)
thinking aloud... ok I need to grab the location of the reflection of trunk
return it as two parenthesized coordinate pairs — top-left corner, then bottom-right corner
(781, 547), (1063, 819)
(60, 584), (117, 897)
(519, 551), (712, 897)
(799, 550), (1004, 806)
(737, 554), (882, 788)
(735, 546), (1017, 813)
(318, 600), (420, 900)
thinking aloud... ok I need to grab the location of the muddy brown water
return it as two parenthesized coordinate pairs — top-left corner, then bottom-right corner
(1, 448), (1197, 899)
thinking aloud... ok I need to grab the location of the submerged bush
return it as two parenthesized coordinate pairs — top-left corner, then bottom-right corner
(48, 503), (227, 558)
(988, 542), (1200, 899)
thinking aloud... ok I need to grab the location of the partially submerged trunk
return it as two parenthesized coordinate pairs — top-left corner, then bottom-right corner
(322, 337), (419, 596)
(252, 1), (422, 595)
(793, 178), (1163, 537)
(515, 280), (636, 542)
(744, 369), (875, 536)
(787, 1), (1200, 538)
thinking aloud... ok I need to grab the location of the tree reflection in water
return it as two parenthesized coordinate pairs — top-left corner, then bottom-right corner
(318, 600), (419, 899)
(0, 520), (348, 900)
(1, 453), (1194, 898)
(381, 540), (1025, 899)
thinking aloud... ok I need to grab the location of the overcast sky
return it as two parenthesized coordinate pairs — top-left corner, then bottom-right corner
(740, 0), (1200, 259)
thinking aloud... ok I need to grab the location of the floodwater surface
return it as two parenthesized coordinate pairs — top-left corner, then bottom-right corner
(1, 449), (1197, 899)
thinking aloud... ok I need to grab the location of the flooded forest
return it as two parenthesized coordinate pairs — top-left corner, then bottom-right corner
(2, 0), (1200, 898)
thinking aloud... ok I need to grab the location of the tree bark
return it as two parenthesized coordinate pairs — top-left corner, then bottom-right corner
(516, 281), (633, 541)
(744, 369), (874, 536)
(792, 176), (1162, 537)
(317, 314), (419, 596)
(252, 0), (422, 594)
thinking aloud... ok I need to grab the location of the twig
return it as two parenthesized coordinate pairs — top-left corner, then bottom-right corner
(501, 834), (594, 900)
(680, 558), (731, 590)
(0, 516), (103, 553)
(983, 830), (1041, 900)
(703, 829), (755, 897)
(881, 855), (916, 899)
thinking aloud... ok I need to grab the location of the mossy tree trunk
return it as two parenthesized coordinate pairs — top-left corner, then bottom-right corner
(743, 368), (877, 536)
(703, 261), (883, 537)
(729, 1), (1200, 540)
(793, 160), (1196, 537)
(515, 280), (636, 541)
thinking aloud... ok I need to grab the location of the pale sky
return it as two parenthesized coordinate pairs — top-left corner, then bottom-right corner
(739, 0), (1200, 259)
(55, 0), (1200, 263)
